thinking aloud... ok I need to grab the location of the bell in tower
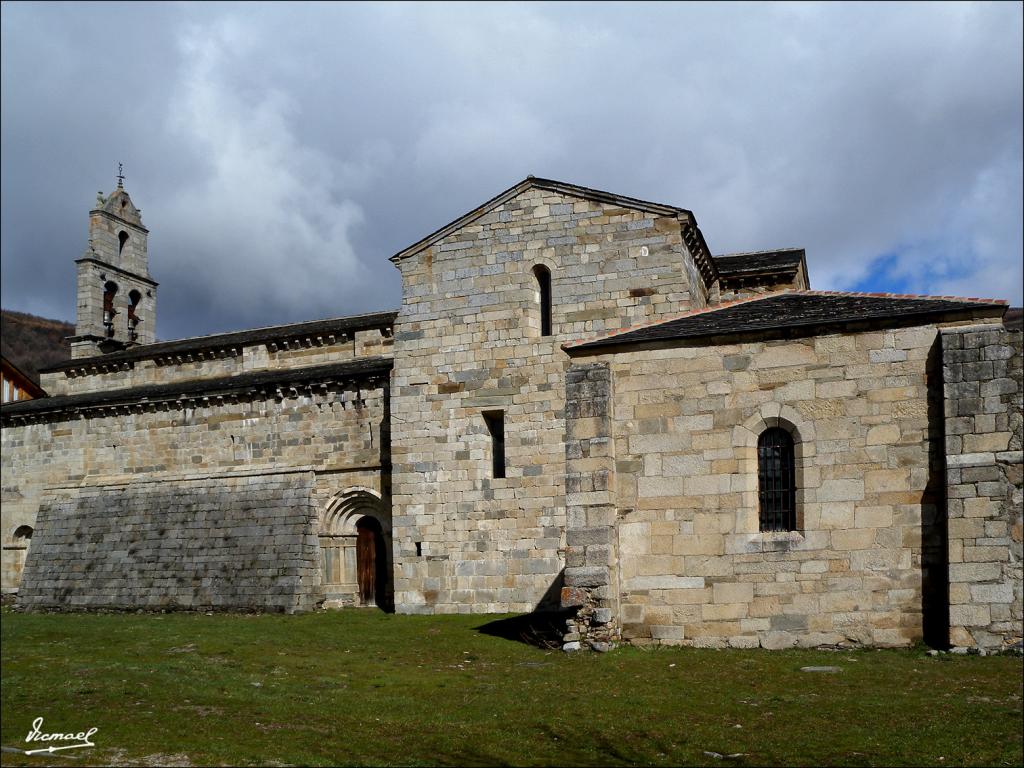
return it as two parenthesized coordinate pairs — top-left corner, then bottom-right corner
(70, 165), (158, 359)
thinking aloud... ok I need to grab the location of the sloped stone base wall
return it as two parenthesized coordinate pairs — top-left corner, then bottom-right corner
(17, 472), (322, 613)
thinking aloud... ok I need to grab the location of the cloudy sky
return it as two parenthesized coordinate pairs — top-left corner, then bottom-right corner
(2, 2), (1021, 340)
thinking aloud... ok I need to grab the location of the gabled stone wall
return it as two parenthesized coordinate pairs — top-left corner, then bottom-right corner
(941, 322), (1023, 650)
(390, 187), (707, 614)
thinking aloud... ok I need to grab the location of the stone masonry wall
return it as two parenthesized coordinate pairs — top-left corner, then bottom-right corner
(1, 383), (389, 595)
(941, 322), (1023, 650)
(390, 186), (707, 614)
(18, 472), (321, 612)
(574, 323), (960, 648)
(561, 363), (619, 651)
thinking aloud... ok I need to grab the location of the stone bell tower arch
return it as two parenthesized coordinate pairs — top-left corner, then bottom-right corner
(70, 165), (158, 358)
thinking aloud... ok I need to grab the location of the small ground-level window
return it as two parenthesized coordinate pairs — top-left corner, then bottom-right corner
(483, 411), (506, 479)
(757, 427), (796, 531)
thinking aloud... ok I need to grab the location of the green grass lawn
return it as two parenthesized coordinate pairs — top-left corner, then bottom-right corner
(1, 609), (1021, 767)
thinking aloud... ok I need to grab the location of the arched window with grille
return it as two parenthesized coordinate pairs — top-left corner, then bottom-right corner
(757, 427), (796, 531)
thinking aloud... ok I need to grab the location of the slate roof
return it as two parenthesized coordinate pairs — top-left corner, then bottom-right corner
(566, 291), (1008, 352)
(1, 356), (393, 423)
(41, 310), (399, 374)
(714, 248), (805, 279)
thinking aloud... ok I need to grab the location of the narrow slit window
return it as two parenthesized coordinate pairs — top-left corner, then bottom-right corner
(534, 265), (552, 336)
(118, 230), (129, 255)
(483, 411), (506, 479)
(757, 427), (796, 532)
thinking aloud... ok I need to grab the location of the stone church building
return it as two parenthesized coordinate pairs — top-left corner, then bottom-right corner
(2, 176), (1021, 652)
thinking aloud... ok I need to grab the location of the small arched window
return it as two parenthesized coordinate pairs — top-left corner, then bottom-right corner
(102, 281), (119, 337)
(118, 230), (129, 255)
(128, 289), (142, 340)
(13, 525), (33, 543)
(757, 427), (796, 531)
(533, 265), (552, 336)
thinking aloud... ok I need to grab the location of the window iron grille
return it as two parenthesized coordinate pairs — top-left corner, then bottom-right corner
(757, 427), (796, 531)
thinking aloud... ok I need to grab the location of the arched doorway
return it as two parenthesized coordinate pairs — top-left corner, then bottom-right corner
(3, 526), (33, 591)
(319, 488), (393, 611)
(356, 516), (388, 608)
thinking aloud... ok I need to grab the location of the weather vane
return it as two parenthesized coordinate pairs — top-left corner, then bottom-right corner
(117, 162), (124, 189)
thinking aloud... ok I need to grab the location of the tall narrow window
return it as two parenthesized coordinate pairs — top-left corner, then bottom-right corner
(483, 411), (506, 479)
(118, 230), (129, 255)
(534, 265), (552, 336)
(102, 281), (118, 337)
(757, 427), (796, 531)
(128, 289), (142, 341)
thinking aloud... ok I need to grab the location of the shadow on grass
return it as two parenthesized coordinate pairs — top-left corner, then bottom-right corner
(474, 570), (577, 650)
(474, 609), (575, 650)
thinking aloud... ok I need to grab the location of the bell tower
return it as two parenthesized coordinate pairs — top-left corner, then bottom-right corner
(70, 167), (158, 358)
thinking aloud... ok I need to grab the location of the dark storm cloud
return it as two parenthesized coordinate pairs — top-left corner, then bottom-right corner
(2, 2), (1021, 341)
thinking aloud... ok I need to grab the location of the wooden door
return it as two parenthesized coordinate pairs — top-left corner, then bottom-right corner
(358, 524), (378, 606)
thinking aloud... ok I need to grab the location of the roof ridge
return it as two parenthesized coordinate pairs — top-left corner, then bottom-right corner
(154, 308), (401, 345)
(715, 248), (804, 259)
(795, 289), (1008, 305)
(563, 288), (1009, 351)
(561, 291), (785, 350)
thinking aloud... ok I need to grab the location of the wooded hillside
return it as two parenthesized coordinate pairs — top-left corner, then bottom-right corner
(1, 309), (73, 385)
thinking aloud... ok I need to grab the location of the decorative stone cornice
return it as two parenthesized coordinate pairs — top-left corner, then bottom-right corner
(681, 222), (719, 288)
(40, 310), (398, 377)
(73, 256), (158, 286)
(1, 358), (392, 426)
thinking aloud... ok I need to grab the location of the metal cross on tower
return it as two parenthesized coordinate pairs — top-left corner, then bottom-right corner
(117, 162), (124, 189)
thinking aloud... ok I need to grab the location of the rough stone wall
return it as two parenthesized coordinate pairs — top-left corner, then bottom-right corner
(561, 363), (619, 650)
(18, 472), (320, 611)
(941, 322), (1023, 650)
(574, 323), (955, 648)
(390, 186), (707, 614)
(1, 383), (389, 595)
